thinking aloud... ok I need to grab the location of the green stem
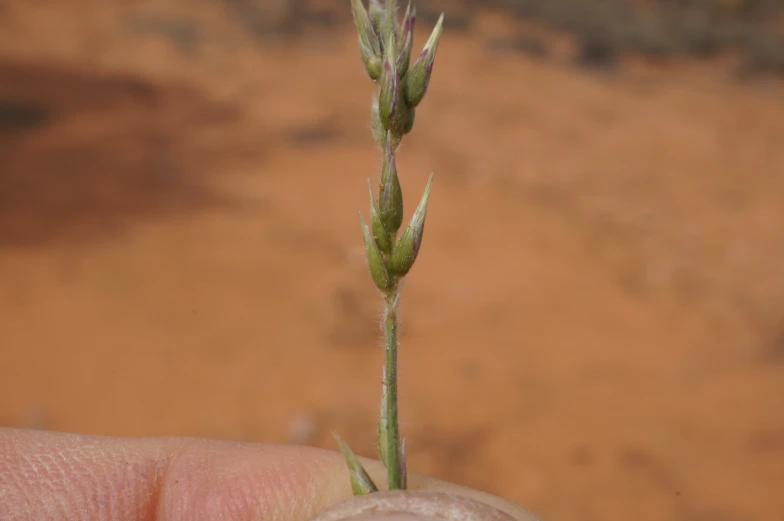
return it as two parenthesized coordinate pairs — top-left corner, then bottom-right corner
(383, 292), (402, 490)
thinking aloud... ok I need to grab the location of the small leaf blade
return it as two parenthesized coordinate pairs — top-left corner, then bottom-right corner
(333, 433), (379, 496)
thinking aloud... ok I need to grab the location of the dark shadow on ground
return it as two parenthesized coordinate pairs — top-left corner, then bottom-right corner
(0, 59), (240, 248)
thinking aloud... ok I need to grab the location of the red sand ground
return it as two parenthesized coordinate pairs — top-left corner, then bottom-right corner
(1, 2), (783, 521)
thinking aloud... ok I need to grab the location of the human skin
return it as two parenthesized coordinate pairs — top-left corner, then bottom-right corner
(0, 427), (544, 521)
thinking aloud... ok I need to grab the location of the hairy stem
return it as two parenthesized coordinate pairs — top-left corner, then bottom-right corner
(383, 291), (402, 490)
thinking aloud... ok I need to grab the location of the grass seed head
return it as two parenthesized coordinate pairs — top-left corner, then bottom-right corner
(379, 131), (404, 233)
(389, 173), (433, 276)
(404, 13), (444, 108)
(359, 210), (393, 291)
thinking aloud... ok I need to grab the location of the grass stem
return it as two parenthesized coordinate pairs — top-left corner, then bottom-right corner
(383, 292), (402, 489)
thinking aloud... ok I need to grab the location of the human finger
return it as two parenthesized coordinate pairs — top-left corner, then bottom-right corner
(0, 427), (542, 521)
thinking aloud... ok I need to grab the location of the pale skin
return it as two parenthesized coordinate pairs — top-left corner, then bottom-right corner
(1, 427), (543, 521)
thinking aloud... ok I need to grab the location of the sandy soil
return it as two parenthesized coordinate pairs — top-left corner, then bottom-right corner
(1, 2), (783, 521)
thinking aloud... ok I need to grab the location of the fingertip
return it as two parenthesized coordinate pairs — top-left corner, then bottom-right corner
(0, 429), (357, 521)
(155, 438), (356, 521)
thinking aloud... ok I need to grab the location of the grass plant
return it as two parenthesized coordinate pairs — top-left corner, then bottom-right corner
(333, 0), (445, 495)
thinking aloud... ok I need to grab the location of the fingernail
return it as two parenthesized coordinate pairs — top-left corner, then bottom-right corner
(308, 490), (517, 521)
(340, 513), (440, 521)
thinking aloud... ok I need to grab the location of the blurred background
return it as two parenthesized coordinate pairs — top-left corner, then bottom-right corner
(1, 0), (783, 520)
